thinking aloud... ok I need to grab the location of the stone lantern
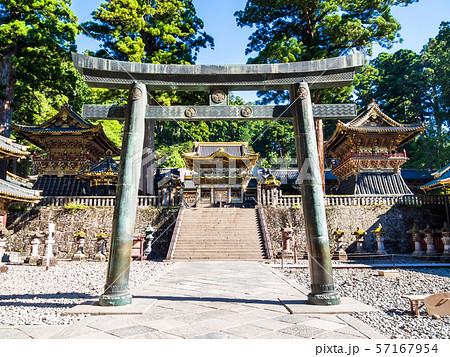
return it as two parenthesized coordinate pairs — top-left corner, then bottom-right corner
(26, 232), (45, 264)
(143, 224), (155, 258)
(371, 224), (387, 255)
(94, 232), (108, 262)
(73, 232), (87, 261)
(351, 227), (366, 254)
(281, 227), (294, 258)
(440, 222), (450, 263)
(422, 225), (437, 260)
(0, 221), (9, 273)
(408, 222), (424, 258)
(332, 228), (347, 260)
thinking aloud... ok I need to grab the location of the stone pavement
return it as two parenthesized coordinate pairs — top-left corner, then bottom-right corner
(0, 261), (385, 339)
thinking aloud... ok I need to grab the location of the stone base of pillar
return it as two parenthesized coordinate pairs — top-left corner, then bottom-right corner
(94, 252), (107, 262)
(25, 256), (40, 264)
(332, 250), (347, 261)
(99, 291), (132, 306)
(73, 252), (87, 261)
(412, 250), (425, 258)
(307, 291), (341, 306)
(37, 257), (58, 266)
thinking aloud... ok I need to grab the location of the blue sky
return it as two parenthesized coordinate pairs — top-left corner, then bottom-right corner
(72, 0), (449, 101)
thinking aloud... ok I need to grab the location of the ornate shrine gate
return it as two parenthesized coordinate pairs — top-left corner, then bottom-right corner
(72, 52), (365, 307)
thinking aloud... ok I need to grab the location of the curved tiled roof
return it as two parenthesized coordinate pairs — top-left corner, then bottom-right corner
(0, 178), (41, 202)
(0, 135), (30, 158)
(11, 105), (121, 156)
(80, 157), (119, 176)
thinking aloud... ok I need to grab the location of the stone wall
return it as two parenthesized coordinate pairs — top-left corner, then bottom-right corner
(6, 206), (179, 260)
(262, 204), (446, 255)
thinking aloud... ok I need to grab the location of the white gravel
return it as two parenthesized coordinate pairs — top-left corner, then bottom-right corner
(0, 261), (171, 326)
(283, 266), (450, 339)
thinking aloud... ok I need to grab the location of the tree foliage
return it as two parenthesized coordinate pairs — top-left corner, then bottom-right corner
(354, 22), (450, 169)
(0, 0), (82, 136)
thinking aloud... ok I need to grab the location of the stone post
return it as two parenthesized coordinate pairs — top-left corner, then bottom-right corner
(441, 227), (450, 263)
(0, 236), (6, 262)
(143, 224), (155, 258)
(371, 224), (387, 255)
(422, 225), (437, 260)
(99, 82), (147, 306)
(94, 233), (108, 262)
(332, 229), (347, 260)
(27, 232), (43, 264)
(408, 223), (424, 258)
(281, 227), (294, 258)
(351, 227), (366, 254)
(290, 81), (340, 306)
(73, 234), (87, 261)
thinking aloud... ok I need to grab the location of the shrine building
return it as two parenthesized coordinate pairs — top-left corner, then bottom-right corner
(11, 105), (120, 196)
(0, 135), (41, 225)
(182, 142), (259, 204)
(324, 101), (427, 195)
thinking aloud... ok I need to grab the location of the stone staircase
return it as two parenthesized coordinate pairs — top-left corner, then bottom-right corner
(171, 208), (267, 260)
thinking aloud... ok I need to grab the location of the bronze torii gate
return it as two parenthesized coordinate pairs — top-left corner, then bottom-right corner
(72, 52), (365, 307)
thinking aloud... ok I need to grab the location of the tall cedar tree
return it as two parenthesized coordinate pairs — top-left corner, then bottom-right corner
(0, 0), (79, 137)
(235, 0), (418, 162)
(82, 0), (214, 163)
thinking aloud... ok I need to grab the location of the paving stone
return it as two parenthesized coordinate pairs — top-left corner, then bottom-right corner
(252, 331), (301, 339)
(165, 324), (215, 339)
(194, 318), (240, 330)
(139, 331), (183, 339)
(19, 325), (70, 339)
(87, 316), (138, 331)
(172, 309), (231, 323)
(0, 328), (32, 339)
(279, 324), (325, 338)
(68, 330), (121, 339)
(194, 332), (238, 339)
(337, 314), (386, 339)
(249, 318), (293, 331)
(106, 324), (157, 338)
(222, 312), (267, 324)
(275, 314), (313, 324)
(299, 318), (347, 331)
(222, 324), (272, 338)
(141, 318), (188, 331)
(313, 331), (366, 339)
(334, 325), (367, 338)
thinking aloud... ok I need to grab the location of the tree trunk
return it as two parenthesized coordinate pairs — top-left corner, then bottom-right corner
(0, 51), (16, 138)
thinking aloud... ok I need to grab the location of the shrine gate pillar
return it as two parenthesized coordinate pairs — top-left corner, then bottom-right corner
(290, 82), (340, 306)
(99, 82), (147, 306)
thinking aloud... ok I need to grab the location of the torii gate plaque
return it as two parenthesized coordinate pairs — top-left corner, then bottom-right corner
(73, 52), (365, 307)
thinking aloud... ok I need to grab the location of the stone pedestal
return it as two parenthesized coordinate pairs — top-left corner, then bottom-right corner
(73, 238), (87, 261)
(351, 228), (366, 254)
(26, 233), (43, 264)
(422, 226), (437, 260)
(375, 233), (387, 255)
(332, 230), (347, 260)
(143, 224), (155, 258)
(411, 232), (424, 258)
(94, 238), (107, 262)
(281, 227), (294, 258)
(0, 237), (6, 262)
(441, 232), (450, 263)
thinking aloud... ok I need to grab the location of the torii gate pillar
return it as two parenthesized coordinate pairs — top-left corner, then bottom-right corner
(99, 82), (146, 306)
(290, 82), (340, 305)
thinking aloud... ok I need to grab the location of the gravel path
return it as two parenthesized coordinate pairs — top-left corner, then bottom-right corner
(283, 266), (450, 339)
(0, 261), (171, 326)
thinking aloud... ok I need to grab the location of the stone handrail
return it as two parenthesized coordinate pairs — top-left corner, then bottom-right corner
(38, 195), (161, 207)
(261, 191), (446, 207)
(166, 206), (185, 260)
(256, 205), (273, 259)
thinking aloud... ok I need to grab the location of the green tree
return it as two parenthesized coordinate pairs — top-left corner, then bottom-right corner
(354, 22), (450, 169)
(0, 0), (80, 136)
(235, 0), (418, 104)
